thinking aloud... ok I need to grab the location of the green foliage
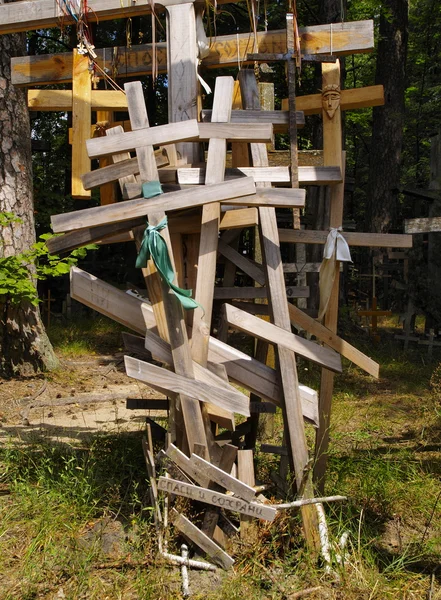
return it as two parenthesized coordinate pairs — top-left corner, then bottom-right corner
(0, 212), (97, 306)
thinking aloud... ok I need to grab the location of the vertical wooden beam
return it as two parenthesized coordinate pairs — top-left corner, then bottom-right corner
(313, 60), (344, 493)
(239, 70), (320, 553)
(191, 77), (235, 366)
(166, 2), (199, 165)
(72, 49), (91, 199)
(125, 81), (209, 457)
(237, 449), (256, 540)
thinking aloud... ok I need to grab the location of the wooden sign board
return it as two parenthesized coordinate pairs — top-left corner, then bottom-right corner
(158, 477), (277, 521)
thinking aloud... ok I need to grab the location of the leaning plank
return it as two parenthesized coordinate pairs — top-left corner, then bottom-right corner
(405, 216), (441, 234)
(177, 166), (342, 186)
(69, 268), (318, 423)
(124, 356), (250, 417)
(159, 478), (276, 521)
(288, 303), (379, 378)
(142, 321), (235, 430)
(46, 218), (143, 254)
(190, 453), (256, 502)
(170, 509), (234, 570)
(278, 229), (413, 248)
(213, 287), (309, 299)
(218, 239), (266, 286)
(166, 444), (210, 488)
(224, 304), (342, 373)
(82, 157), (139, 190)
(51, 177), (256, 233)
(86, 120), (199, 158)
(11, 21), (374, 79)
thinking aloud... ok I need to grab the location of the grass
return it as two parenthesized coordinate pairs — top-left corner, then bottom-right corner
(47, 316), (126, 357)
(1, 323), (441, 599)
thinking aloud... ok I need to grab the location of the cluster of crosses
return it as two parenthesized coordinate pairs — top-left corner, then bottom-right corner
(2, 0), (416, 568)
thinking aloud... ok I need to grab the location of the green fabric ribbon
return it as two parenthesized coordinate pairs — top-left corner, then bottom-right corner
(136, 216), (203, 313)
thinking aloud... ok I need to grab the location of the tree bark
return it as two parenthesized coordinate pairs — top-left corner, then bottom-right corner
(368, 0), (408, 233)
(0, 29), (59, 377)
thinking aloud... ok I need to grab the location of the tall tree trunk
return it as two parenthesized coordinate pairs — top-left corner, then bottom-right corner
(0, 29), (59, 377)
(368, 0), (408, 233)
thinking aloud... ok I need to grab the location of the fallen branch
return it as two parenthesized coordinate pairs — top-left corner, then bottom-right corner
(287, 587), (323, 599)
(270, 495), (347, 510)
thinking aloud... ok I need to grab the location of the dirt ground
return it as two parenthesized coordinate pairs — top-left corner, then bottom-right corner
(0, 354), (165, 445)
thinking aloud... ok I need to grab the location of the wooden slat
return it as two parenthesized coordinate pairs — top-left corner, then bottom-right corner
(28, 89), (127, 111)
(284, 85), (385, 115)
(86, 119), (199, 158)
(166, 444), (210, 488)
(10, 21), (374, 78)
(177, 166), (342, 185)
(198, 123), (273, 142)
(288, 304), (379, 378)
(218, 239), (266, 286)
(190, 453), (256, 502)
(142, 324), (235, 430)
(191, 77), (234, 367)
(278, 229), (413, 248)
(169, 208), (258, 234)
(405, 216), (441, 234)
(202, 108), (304, 132)
(51, 177), (256, 233)
(224, 304), (342, 373)
(213, 287), (309, 299)
(158, 478), (276, 521)
(69, 268), (318, 423)
(124, 356), (250, 417)
(171, 509), (234, 570)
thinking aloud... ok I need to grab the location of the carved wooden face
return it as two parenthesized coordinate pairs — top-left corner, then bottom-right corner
(322, 87), (341, 119)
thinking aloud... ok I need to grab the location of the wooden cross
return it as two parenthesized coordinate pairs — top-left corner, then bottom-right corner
(418, 329), (441, 358)
(357, 297), (392, 340)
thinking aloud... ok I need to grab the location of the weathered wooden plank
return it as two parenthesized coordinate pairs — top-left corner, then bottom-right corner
(202, 109), (305, 132)
(190, 453), (256, 502)
(260, 444), (288, 456)
(283, 263), (322, 273)
(405, 216), (441, 234)
(218, 239), (266, 286)
(213, 287), (309, 299)
(224, 304), (342, 373)
(177, 166), (341, 185)
(158, 478), (276, 521)
(278, 229), (413, 248)
(165, 444), (210, 488)
(171, 509), (234, 570)
(169, 208), (258, 234)
(0, 0), (241, 33)
(198, 123), (273, 142)
(142, 324), (236, 431)
(51, 177), (256, 233)
(69, 268), (318, 423)
(124, 356), (250, 417)
(192, 77), (234, 367)
(237, 449), (256, 539)
(288, 304), (379, 378)
(10, 21), (374, 79)
(46, 218), (143, 254)
(86, 119), (199, 158)
(28, 89), (128, 111)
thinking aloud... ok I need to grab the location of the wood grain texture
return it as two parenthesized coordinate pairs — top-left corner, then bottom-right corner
(10, 21), (374, 78)
(69, 268), (318, 423)
(86, 119), (199, 158)
(124, 356), (250, 417)
(177, 166), (341, 185)
(190, 453), (256, 502)
(201, 108), (305, 132)
(159, 478), (276, 521)
(51, 177), (256, 233)
(170, 509), (234, 570)
(28, 89), (127, 111)
(278, 229), (413, 248)
(213, 287), (310, 299)
(198, 123), (273, 141)
(71, 51), (91, 199)
(224, 304), (342, 373)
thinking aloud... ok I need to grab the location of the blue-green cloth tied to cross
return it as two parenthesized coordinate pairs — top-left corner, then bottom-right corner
(136, 216), (204, 313)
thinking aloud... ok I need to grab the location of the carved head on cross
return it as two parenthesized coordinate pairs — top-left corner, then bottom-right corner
(321, 83), (341, 119)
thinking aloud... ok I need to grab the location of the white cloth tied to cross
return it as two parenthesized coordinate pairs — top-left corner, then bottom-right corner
(318, 228), (352, 321)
